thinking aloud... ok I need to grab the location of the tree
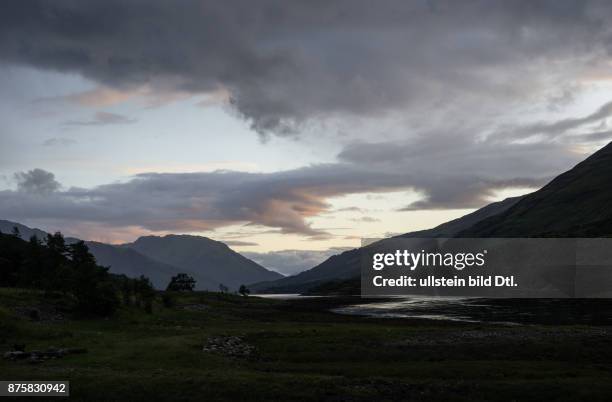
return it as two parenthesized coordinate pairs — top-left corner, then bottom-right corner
(218, 283), (228, 293)
(42, 232), (70, 292)
(238, 284), (250, 297)
(19, 235), (43, 288)
(166, 273), (196, 292)
(115, 275), (133, 306)
(135, 275), (155, 313)
(67, 241), (119, 316)
(68, 241), (97, 266)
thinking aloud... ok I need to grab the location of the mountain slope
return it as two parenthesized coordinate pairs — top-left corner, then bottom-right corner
(85, 241), (213, 290)
(459, 142), (612, 237)
(125, 235), (283, 290)
(0, 220), (246, 290)
(0, 220), (80, 243)
(251, 196), (522, 292)
(0, 220), (49, 240)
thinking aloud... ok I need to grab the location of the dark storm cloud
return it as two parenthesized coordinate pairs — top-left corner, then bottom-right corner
(1, 0), (611, 136)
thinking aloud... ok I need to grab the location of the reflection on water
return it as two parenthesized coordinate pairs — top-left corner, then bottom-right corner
(255, 294), (612, 325)
(333, 296), (481, 323)
(333, 297), (612, 325)
(253, 293), (327, 300)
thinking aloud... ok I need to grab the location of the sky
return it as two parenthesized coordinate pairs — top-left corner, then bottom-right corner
(1, 1), (612, 275)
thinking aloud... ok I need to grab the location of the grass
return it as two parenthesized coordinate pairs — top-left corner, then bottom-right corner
(1, 288), (612, 401)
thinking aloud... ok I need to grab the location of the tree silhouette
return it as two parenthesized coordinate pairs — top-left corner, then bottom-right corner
(0, 230), (160, 317)
(239, 284), (250, 297)
(135, 275), (156, 313)
(166, 273), (196, 292)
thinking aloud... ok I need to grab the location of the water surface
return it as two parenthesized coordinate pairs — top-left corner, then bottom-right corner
(333, 296), (612, 325)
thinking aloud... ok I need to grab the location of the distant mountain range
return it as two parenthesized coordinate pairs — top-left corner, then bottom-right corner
(0, 220), (282, 290)
(252, 141), (612, 293)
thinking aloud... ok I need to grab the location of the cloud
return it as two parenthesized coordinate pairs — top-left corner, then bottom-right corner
(498, 100), (612, 141)
(43, 137), (77, 146)
(334, 207), (364, 213)
(2, 1), (611, 137)
(223, 240), (259, 247)
(13, 168), (60, 194)
(36, 86), (139, 108)
(351, 216), (380, 222)
(337, 133), (580, 210)
(574, 130), (612, 143)
(0, 133), (584, 240)
(64, 111), (136, 127)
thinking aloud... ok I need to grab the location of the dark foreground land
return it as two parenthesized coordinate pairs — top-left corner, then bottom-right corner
(2, 289), (612, 401)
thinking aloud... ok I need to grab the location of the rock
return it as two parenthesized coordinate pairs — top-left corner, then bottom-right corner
(3, 346), (87, 363)
(13, 306), (64, 322)
(4, 351), (30, 360)
(203, 336), (255, 358)
(12, 344), (26, 352)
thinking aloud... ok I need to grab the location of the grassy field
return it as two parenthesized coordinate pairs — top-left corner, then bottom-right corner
(2, 288), (612, 401)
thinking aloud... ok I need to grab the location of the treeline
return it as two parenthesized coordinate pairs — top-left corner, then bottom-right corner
(0, 229), (154, 316)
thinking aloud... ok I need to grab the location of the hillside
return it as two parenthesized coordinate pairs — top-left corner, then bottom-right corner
(0, 220), (48, 240)
(0, 220), (79, 244)
(0, 220), (276, 291)
(0, 220), (195, 290)
(459, 142), (612, 237)
(125, 235), (283, 290)
(85, 241), (215, 290)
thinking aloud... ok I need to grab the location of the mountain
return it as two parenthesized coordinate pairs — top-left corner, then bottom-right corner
(124, 234), (283, 290)
(250, 196), (522, 293)
(0, 220), (192, 289)
(0, 220), (278, 290)
(0, 220), (48, 240)
(459, 142), (612, 237)
(0, 220), (81, 243)
(84, 241), (209, 290)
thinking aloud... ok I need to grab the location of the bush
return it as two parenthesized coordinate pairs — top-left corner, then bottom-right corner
(162, 292), (176, 308)
(76, 280), (120, 316)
